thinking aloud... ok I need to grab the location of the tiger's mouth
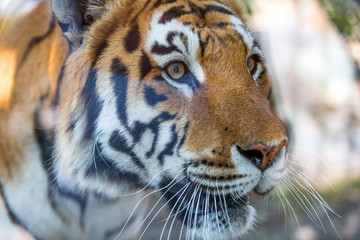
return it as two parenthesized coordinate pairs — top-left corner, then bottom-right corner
(160, 178), (255, 238)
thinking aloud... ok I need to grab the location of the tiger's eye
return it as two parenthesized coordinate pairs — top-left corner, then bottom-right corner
(247, 57), (255, 73)
(166, 62), (185, 79)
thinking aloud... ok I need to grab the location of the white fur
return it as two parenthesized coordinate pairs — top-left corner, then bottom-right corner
(3, 136), (81, 240)
(230, 16), (254, 51)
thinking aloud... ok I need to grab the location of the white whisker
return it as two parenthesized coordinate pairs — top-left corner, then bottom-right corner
(136, 175), (187, 234)
(277, 187), (305, 240)
(113, 169), (186, 240)
(159, 182), (190, 240)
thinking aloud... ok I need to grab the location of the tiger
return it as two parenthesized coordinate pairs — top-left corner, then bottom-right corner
(0, 0), (288, 239)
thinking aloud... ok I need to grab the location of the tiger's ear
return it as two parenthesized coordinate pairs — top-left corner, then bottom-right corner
(51, 0), (107, 48)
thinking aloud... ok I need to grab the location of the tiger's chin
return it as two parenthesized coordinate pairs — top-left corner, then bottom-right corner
(183, 200), (256, 240)
(161, 183), (258, 240)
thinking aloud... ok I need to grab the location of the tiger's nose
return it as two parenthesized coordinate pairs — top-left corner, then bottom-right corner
(237, 141), (287, 171)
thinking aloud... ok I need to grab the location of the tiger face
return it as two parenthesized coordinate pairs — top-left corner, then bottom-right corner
(53, 0), (288, 238)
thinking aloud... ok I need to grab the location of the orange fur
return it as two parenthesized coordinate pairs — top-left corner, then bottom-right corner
(0, 2), (67, 180)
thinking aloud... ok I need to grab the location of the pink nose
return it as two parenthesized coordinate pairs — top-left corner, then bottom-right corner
(238, 141), (287, 171)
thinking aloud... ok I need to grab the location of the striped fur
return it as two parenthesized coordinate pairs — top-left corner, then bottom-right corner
(0, 0), (288, 239)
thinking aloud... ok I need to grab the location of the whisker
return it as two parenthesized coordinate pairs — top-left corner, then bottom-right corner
(179, 185), (198, 240)
(167, 184), (192, 240)
(158, 182), (190, 240)
(113, 169), (186, 240)
(274, 189), (289, 230)
(287, 154), (336, 191)
(277, 187), (305, 240)
(191, 186), (203, 240)
(213, 189), (223, 240)
(187, 184), (200, 240)
(288, 146), (334, 175)
(288, 168), (338, 216)
(136, 175), (187, 233)
(282, 179), (324, 230)
(138, 177), (188, 240)
(278, 160), (343, 240)
(286, 168), (342, 238)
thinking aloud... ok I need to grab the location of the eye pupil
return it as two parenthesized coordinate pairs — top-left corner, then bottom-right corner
(173, 66), (180, 73)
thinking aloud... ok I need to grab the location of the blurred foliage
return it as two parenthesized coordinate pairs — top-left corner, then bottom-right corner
(322, 178), (360, 203)
(238, 0), (253, 15)
(320, 0), (360, 37)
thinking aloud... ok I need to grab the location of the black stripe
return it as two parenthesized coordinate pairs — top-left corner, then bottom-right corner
(259, 69), (267, 79)
(180, 32), (189, 53)
(151, 42), (181, 55)
(144, 85), (168, 106)
(177, 121), (189, 156)
(111, 58), (129, 127)
(85, 141), (143, 187)
(140, 52), (152, 79)
(188, 1), (207, 18)
(158, 2), (234, 24)
(67, 111), (78, 132)
(130, 0), (152, 23)
(81, 68), (104, 139)
(214, 22), (229, 28)
(109, 131), (147, 170)
(252, 39), (261, 50)
(93, 40), (109, 65)
(125, 23), (141, 53)
(198, 31), (207, 58)
(151, 31), (184, 56)
(151, 0), (164, 10)
(143, 112), (176, 158)
(159, 6), (186, 24)
(158, 124), (178, 165)
(57, 21), (76, 50)
(89, 15), (120, 67)
(268, 86), (272, 100)
(204, 4), (234, 16)
(52, 63), (66, 106)
(20, 15), (56, 68)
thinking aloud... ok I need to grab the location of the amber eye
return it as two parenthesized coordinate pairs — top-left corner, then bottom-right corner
(247, 56), (256, 73)
(166, 62), (185, 79)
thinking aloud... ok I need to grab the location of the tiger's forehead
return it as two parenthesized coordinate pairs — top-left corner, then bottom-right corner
(146, 0), (255, 49)
(144, 0), (255, 83)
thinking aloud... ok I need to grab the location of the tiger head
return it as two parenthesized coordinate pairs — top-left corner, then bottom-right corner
(52, 0), (288, 238)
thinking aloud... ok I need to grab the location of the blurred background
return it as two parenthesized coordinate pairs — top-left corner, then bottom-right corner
(246, 0), (360, 239)
(1, 0), (360, 239)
